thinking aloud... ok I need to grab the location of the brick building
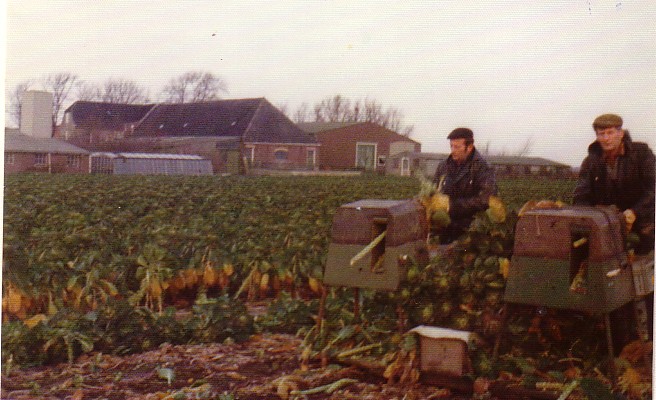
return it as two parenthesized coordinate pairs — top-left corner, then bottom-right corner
(298, 122), (420, 172)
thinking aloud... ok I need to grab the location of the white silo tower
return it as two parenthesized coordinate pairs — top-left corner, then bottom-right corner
(20, 90), (53, 138)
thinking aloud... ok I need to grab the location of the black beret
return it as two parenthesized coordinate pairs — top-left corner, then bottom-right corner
(447, 127), (473, 140)
(593, 114), (623, 130)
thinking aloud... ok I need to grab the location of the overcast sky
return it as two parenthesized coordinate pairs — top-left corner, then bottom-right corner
(4, 1), (656, 166)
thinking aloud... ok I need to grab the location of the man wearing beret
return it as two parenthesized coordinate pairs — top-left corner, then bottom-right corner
(573, 114), (655, 255)
(432, 127), (498, 243)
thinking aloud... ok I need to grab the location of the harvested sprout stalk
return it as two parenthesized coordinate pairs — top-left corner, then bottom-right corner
(350, 231), (386, 266)
(336, 343), (382, 358)
(556, 380), (579, 400)
(290, 378), (359, 395)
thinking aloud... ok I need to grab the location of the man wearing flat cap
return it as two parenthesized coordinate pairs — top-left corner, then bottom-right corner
(574, 114), (655, 348)
(432, 127), (498, 243)
(573, 113), (655, 255)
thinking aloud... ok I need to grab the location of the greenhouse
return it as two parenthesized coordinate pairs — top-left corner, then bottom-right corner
(90, 152), (213, 175)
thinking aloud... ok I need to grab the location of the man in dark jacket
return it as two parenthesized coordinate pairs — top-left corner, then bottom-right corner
(432, 127), (498, 243)
(573, 114), (655, 254)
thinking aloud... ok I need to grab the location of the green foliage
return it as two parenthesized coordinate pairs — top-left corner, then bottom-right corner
(189, 295), (254, 343)
(498, 177), (575, 210)
(256, 292), (318, 334)
(2, 296), (255, 368)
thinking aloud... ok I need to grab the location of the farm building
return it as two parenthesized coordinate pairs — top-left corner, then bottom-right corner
(4, 128), (89, 174)
(386, 151), (573, 178)
(297, 122), (420, 172)
(90, 152), (213, 175)
(57, 98), (320, 174)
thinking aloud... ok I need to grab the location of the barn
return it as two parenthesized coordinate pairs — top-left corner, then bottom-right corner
(59, 98), (320, 174)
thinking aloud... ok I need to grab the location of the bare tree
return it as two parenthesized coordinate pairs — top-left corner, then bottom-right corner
(100, 79), (149, 104)
(76, 82), (102, 101)
(292, 102), (310, 123)
(159, 71), (227, 103)
(303, 95), (414, 136)
(6, 80), (33, 128)
(513, 137), (533, 157)
(42, 72), (79, 127)
(315, 95), (351, 122)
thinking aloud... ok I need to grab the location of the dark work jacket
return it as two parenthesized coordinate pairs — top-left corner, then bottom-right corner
(432, 149), (498, 241)
(573, 134), (655, 235)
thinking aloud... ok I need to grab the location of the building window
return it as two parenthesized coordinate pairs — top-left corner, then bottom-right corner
(67, 155), (81, 167)
(274, 148), (288, 160)
(356, 142), (377, 170)
(34, 153), (47, 166)
(5, 153), (16, 165)
(378, 155), (386, 166)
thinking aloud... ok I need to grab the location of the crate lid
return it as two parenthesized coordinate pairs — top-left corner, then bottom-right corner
(409, 325), (473, 342)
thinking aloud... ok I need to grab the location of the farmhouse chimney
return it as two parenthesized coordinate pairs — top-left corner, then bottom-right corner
(20, 90), (53, 138)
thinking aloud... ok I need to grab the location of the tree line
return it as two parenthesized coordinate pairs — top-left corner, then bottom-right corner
(7, 71), (413, 136)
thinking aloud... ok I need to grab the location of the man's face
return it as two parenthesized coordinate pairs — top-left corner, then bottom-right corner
(450, 139), (472, 163)
(595, 126), (624, 153)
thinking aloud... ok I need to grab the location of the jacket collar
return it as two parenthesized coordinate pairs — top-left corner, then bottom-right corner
(446, 148), (481, 184)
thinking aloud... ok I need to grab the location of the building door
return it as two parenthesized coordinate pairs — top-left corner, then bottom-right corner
(401, 157), (410, 176)
(306, 149), (316, 169)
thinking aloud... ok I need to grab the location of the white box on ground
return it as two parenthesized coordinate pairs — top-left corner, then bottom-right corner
(409, 325), (473, 376)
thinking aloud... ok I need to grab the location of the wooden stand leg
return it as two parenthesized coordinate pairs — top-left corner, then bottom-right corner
(493, 303), (509, 361)
(604, 313), (616, 379)
(632, 299), (652, 373)
(317, 283), (327, 333)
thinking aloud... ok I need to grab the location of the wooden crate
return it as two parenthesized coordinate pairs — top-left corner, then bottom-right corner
(410, 326), (472, 377)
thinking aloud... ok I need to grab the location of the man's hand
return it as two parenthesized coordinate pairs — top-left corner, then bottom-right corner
(623, 209), (636, 232)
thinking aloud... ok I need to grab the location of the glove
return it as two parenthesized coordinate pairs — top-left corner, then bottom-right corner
(623, 209), (636, 232)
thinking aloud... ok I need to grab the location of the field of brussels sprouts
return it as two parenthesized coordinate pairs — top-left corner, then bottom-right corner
(8, 174), (648, 399)
(2, 174), (573, 322)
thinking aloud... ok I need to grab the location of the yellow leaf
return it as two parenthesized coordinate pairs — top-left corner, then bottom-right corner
(487, 195), (506, 223)
(7, 289), (22, 314)
(308, 277), (322, 294)
(618, 367), (644, 397)
(430, 193), (450, 213)
(223, 263), (235, 277)
(24, 314), (47, 329)
(259, 273), (270, 292)
(499, 257), (510, 279)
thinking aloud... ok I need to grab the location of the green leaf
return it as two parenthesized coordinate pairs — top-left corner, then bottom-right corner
(578, 377), (614, 400)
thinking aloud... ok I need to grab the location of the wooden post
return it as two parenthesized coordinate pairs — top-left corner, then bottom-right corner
(604, 313), (616, 379)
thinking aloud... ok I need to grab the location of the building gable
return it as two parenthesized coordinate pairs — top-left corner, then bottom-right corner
(243, 100), (318, 144)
